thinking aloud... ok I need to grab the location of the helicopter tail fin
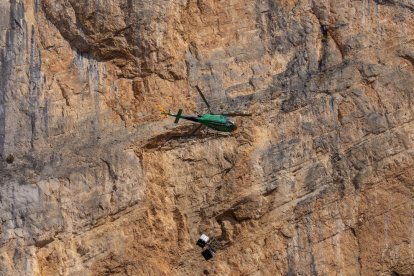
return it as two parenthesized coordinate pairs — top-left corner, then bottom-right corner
(174, 109), (183, 124)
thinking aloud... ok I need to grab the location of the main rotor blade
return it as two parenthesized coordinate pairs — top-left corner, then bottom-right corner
(195, 85), (212, 113)
(220, 113), (252, 117)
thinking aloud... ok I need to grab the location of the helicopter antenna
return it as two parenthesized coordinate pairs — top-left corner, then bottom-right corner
(195, 85), (212, 113)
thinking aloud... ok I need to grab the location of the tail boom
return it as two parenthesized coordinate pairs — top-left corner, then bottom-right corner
(160, 107), (199, 124)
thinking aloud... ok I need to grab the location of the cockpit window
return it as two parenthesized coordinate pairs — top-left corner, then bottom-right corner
(226, 118), (235, 124)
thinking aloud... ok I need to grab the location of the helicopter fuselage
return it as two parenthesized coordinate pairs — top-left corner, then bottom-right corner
(174, 113), (237, 132)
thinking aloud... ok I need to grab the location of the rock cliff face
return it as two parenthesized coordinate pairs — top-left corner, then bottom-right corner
(0, 0), (413, 275)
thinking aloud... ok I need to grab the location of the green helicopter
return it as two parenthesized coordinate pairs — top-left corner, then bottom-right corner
(160, 85), (251, 133)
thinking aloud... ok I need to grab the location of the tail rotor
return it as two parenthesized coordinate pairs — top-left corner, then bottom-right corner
(159, 106), (184, 124)
(159, 105), (169, 118)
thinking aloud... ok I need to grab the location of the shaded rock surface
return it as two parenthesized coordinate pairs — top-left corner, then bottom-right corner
(0, 0), (413, 275)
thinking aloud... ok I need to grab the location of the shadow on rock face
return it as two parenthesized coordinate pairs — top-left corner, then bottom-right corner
(143, 125), (230, 150)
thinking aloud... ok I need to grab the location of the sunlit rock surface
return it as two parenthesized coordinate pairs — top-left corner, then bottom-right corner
(0, 0), (413, 275)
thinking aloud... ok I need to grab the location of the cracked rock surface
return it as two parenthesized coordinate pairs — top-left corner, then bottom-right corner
(0, 0), (413, 275)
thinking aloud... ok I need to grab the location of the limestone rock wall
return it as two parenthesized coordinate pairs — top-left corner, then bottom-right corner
(0, 0), (413, 275)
